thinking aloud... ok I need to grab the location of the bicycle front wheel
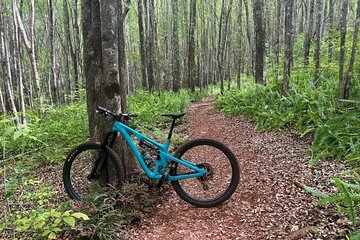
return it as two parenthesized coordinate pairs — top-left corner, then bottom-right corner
(63, 143), (124, 202)
(171, 139), (240, 208)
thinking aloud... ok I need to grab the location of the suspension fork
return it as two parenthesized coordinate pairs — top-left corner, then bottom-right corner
(87, 132), (117, 180)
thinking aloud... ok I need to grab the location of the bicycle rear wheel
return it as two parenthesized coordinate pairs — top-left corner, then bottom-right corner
(171, 139), (240, 208)
(63, 143), (124, 202)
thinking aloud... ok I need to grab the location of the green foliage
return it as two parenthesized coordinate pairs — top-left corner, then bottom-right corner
(0, 164), (89, 240)
(349, 231), (360, 240)
(305, 178), (360, 229)
(0, 101), (88, 164)
(70, 182), (157, 239)
(311, 108), (360, 164)
(215, 73), (359, 164)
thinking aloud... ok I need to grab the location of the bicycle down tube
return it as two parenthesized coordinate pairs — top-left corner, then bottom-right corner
(111, 121), (205, 180)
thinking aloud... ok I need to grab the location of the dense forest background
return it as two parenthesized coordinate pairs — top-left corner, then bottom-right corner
(1, 0), (359, 118)
(1, 0), (360, 239)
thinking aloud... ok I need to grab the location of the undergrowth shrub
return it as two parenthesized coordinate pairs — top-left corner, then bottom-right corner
(0, 163), (89, 240)
(311, 108), (360, 164)
(215, 77), (359, 163)
(304, 177), (360, 239)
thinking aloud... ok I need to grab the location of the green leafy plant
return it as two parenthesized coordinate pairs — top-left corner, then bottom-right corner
(304, 178), (360, 227)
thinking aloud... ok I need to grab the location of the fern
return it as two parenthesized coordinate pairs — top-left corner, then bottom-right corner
(335, 179), (356, 225)
(350, 231), (360, 240)
(303, 185), (329, 198)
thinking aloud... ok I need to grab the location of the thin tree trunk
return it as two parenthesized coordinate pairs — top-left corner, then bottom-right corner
(327, 0), (334, 63)
(138, 0), (148, 90)
(14, 0), (41, 101)
(187, 0), (196, 91)
(244, 0), (254, 76)
(283, 0), (294, 94)
(236, 0), (243, 89)
(303, 0), (315, 66)
(314, 0), (324, 84)
(49, 0), (58, 104)
(2, 21), (19, 125)
(253, 0), (266, 84)
(12, 0), (27, 124)
(275, 0), (281, 80)
(117, 0), (130, 111)
(172, 0), (180, 92)
(344, 0), (360, 99)
(145, 0), (155, 91)
(63, 0), (75, 97)
(72, 0), (81, 91)
(338, 0), (348, 99)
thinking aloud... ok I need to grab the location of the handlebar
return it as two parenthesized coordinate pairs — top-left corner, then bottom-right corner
(96, 106), (138, 121)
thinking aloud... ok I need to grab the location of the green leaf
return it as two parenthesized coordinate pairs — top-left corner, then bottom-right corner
(71, 212), (90, 220)
(62, 210), (72, 217)
(13, 131), (23, 140)
(63, 216), (75, 227)
(48, 231), (56, 239)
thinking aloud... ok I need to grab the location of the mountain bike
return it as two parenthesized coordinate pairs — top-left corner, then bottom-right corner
(63, 106), (240, 208)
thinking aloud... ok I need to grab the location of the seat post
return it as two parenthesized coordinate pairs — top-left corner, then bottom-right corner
(167, 118), (177, 140)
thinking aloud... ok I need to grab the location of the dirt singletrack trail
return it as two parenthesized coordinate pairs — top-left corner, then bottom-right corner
(129, 97), (347, 240)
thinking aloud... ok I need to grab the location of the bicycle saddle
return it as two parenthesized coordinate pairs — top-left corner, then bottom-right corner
(161, 112), (186, 119)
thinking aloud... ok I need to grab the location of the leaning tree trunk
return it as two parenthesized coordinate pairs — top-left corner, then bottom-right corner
(14, 0), (41, 103)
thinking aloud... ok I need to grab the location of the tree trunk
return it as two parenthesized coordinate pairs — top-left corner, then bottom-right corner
(14, 0), (41, 102)
(145, 0), (155, 91)
(72, 0), (82, 91)
(343, 0), (360, 99)
(63, 0), (76, 98)
(83, 0), (134, 181)
(2, 19), (19, 125)
(253, 0), (266, 84)
(117, 0), (130, 111)
(303, 0), (315, 66)
(12, 0), (27, 124)
(48, 0), (58, 104)
(327, 0), (334, 63)
(283, 0), (294, 94)
(137, 0), (148, 90)
(236, 0), (243, 89)
(275, 0), (281, 80)
(172, 0), (181, 92)
(187, 0), (196, 91)
(244, 0), (254, 76)
(338, 0), (348, 99)
(314, 0), (324, 84)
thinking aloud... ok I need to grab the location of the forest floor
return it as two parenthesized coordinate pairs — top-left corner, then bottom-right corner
(128, 97), (352, 240)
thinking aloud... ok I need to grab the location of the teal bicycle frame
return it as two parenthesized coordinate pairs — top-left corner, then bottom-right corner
(111, 121), (205, 181)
